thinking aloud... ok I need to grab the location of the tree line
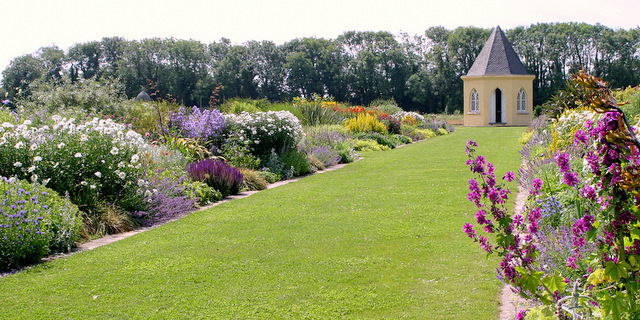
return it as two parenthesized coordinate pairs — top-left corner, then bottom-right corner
(2, 22), (639, 113)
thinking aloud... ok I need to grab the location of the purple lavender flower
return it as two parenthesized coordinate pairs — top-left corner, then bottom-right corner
(169, 106), (226, 142)
(188, 159), (243, 197)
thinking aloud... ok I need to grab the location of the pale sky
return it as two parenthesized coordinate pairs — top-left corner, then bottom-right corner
(2, 0), (639, 81)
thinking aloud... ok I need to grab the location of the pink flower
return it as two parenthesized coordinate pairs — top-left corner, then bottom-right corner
(530, 178), (543, 195)
(502, 171), (515, 182)
(463, 223), (476, 239)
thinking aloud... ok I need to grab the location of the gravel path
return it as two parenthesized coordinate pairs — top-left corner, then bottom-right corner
(498, 186), (534, 319)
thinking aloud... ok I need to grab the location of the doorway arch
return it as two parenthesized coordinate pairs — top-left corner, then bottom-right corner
(490, 88), (505, 124)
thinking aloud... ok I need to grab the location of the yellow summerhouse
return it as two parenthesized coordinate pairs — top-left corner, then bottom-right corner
(461, 26), (535, 126)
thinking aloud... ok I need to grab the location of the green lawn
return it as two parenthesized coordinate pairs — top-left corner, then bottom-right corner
(0, 127), (525, 319)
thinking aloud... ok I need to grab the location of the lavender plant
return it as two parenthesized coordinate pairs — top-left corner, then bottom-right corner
(168, 106), (226, 143)
(301, 125), (356, 164)
(308, 146), (342, 168)
(187, 159), (243, 197)
(133, 172), (197, 227)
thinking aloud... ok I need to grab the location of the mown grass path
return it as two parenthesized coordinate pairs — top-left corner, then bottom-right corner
(0, 127), (524, 319)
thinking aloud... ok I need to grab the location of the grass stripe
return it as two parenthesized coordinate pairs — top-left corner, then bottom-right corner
(0, 126), (524, 319)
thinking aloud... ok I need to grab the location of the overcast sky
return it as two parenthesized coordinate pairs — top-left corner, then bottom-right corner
(2, 0), (639, 80)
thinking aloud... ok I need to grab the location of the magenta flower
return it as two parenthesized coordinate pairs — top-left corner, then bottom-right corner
(463, 223), (476, 238)
(563, 172), (579, 187)
(555, 151), (571, 173)
(530, 178), (543, 195)
(574, 129), (588, 145)
(581, 185), (597, 201)
(465, 139), (478, 156)
(475, 209), (488, 225)
(502, 171), (515, 182)
(478, 235), (492, 252)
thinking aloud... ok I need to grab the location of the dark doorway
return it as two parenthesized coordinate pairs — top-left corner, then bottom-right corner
(495, 88), (502, 123)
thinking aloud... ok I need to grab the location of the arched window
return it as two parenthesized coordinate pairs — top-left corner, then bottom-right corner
(517, 89), (527, 113)
(470, 89), (479, 113)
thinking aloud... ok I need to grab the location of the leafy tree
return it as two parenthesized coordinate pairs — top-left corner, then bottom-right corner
(68, 41), (102, 80)
(2, 54), (44, 99)
(284, 37), (345, 99)
(37, 46), (66, 83)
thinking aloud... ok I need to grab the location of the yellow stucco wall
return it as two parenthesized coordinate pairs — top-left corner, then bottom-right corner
(461, 75), (535, 126)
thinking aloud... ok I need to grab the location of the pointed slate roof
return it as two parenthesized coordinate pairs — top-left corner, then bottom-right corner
(466, 26), (529, 76)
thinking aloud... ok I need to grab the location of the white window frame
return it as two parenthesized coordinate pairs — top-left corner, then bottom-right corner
(517, 89), (527, 113)
(469, 89), (479, 114)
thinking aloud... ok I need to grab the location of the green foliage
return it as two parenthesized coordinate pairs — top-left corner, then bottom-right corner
(351, 139), (390, 151)
(353, 132), (398, 149)
(3, 23), (640, 113)
(18, 78), (127, 115)
(279, 149), (310, 177)
(0, 107), (18, 124)
(239, 168), (268, 191)
(437, 128), (448, 136)
(369, 98), (403, 114)
(293, 97), (342, 126)
(221, 133), (261, 169)
(163, 136), (211, 162)
(184, 180), (222, 205)
(219, 99), (262, 114)
(256, 168), (280, 184)
(80, 201), (135, 239)
(402, 126), (437, 141)
(119, 100), (182, 141)
(615, 86), (640, 121)
(343, 113), (387, 134)
(392, 134), (412, 145)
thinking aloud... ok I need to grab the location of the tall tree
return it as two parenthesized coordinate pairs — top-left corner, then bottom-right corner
(68, 41), (102, 80)
(1, 54), (44, 99)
